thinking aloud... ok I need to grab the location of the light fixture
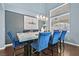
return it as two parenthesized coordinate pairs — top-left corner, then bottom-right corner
(36, 15), (48, 21)
(36, 15), (39, 19)
(43, 16), (45, 19)
(40, 15), (42, 19)
(46, 17), (48, 21)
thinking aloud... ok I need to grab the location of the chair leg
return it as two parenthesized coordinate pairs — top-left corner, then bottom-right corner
(60, 40), (61, 56)
(13, 48), (15, 56)
(31, 47), (34, 56)
(52, 46), (53, 56)
(31, 48), (38, 56)
(29, 45), (31, 56)
(60, 40), (64, 56)
(24, 45), (28, 56)
(57, 43), (58, 56)
(63, 40), (64, 56)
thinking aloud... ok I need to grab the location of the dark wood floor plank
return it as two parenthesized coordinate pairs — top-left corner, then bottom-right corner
(0, 43), (79, 56)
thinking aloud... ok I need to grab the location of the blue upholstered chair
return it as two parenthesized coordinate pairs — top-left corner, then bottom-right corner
(49, 30), (60, 45)
(7, 32), (27, 56)
(49, 30), (60, 55)
(60, 31), (67, 41)
(31, 32), (51, 55)
(59, 31), (67, 55)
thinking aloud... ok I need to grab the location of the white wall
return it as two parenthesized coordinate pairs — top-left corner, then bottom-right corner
(0, 4), (5, 48)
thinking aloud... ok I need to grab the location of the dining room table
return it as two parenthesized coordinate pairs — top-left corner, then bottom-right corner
(17, 32), (39, 56)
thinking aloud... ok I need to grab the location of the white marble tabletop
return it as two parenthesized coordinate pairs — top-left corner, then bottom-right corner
(17, 32), (39, 42)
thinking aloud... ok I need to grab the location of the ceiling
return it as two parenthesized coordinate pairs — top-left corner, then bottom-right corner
(4, 3), (62, 16)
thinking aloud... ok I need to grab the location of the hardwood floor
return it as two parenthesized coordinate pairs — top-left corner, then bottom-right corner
(0, 43), (79, 56)
(64, 44), (79, 56)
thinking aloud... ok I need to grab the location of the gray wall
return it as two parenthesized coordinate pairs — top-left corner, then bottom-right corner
(69, 4), (79, 45)
(5, 11), (24, 44)
(0, 4), (5, 48)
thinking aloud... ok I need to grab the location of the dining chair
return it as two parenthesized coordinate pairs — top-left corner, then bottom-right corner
(49, 30), (60, 56)
(7, 32), (27, 56)
(59, 31), (67, 55)
(31, 32), (51, 56)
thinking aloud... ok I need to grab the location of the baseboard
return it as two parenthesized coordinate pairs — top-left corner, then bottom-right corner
(64, 41), (79, 46)
(5, 43), (12, 47)
(0, 43), (12, 50)
(0, 46), (5, 50)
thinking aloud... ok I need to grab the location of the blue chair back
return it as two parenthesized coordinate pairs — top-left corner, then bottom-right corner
(49, 30), (60, 45)
(7, 32), (19, 48)
(38, 32), (51, 51)
(60, 31), (67, 41)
